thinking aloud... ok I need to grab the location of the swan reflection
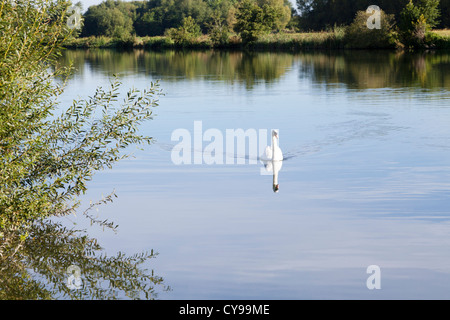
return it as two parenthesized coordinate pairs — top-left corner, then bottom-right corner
(261, 159), (283, 192)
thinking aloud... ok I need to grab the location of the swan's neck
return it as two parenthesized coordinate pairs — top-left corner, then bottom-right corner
(273, 167), (278, 185)
(272, 136), (278, 151)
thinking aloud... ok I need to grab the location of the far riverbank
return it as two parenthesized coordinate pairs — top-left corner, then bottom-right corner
(65, 30), (450, 51)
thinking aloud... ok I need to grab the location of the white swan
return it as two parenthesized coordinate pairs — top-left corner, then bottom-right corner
(261, 130), (283, 161)
(260, 130), (283, 192)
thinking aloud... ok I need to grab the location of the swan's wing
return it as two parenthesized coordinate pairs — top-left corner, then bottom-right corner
(260, 146), (272, 161)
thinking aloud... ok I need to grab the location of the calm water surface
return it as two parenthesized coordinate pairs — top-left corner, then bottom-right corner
(58, 49), (450, 299)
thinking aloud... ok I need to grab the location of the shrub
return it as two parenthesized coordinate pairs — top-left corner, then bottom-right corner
(0, 0), (161, 230)
(234, 0), (290, 44)
(399, 0), (441, 48)
(166, 16), (202, 46)
(344, 9), (396, 49)
(208, 24), (230, 47)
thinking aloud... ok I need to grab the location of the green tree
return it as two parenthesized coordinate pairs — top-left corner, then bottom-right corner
(296, 0), (410, 31)
(257, 0), (291, 31)
(166, 15), (202, 45)
(417, 0), (441, 27)
(0, 0), (161, 231)
(234, 0), (267, 43)
(399, 0), (441, 47)
(234, 0), (289, 43)
(81, 0), (136, 38)
(134, 0), (213, 36)
(207, 12), (230, 46)
(135, 10), (165, 36)
(205, 0), (237, 45)
(400, 0), (440, 30)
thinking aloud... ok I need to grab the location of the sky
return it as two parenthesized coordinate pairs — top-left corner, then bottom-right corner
(78, 0), (103, 10)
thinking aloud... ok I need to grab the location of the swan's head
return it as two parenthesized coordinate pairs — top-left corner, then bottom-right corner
(272, 130), (279, 139)
(273, 184), (279, 193)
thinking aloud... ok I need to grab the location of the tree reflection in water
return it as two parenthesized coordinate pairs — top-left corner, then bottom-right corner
(59, 49), (450, 91)
(0, 217), (170, 300)
(58, 49), (295, 89)
(298, 50), (450, 90)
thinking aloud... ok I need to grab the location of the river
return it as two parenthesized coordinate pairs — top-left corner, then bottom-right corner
(55, 49), (450, 299)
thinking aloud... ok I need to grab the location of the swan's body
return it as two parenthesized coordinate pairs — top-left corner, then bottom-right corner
(261, 130), (283, 161)
(260, 130), (283, 192)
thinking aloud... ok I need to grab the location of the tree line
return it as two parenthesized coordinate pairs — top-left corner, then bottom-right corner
(297, 0), (450, 30)
(80, 0), (293, 41)
(78, 0), (450, 40)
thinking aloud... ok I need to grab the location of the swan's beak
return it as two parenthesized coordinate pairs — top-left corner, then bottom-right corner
(273, 131), (278, 138)
(273, 184), (279, 193)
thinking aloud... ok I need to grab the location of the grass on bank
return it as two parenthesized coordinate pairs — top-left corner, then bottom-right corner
(434, 29), (450, 36)
(64, 29), (450, 51)
(64, 31), (345, 50)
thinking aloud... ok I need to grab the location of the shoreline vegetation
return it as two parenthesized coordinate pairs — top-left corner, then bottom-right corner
(64, 29), (450, 51)
(68, 0), (450, 51)
(64, 32), (345, 50)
